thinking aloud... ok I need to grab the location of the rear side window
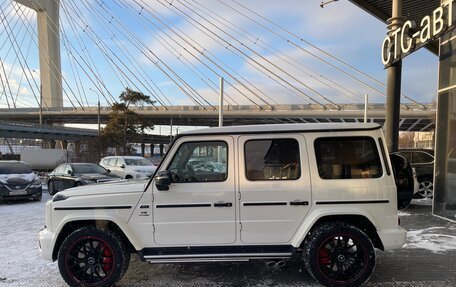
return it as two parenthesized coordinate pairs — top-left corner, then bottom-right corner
(245, 138), (300, 181)
(108, 158), (117, 166)
(315, 137), (382, 179)
(412, 151), (434, 164)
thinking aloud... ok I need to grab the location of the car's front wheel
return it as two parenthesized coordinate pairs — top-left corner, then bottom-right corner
(48, 181), (57, 195)
(303, 222), (375, 287)
(57, 226), (130, 287)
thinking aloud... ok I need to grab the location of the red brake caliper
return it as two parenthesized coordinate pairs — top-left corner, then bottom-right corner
(319, 248), (331, 265)
(102, 246), (113, 273)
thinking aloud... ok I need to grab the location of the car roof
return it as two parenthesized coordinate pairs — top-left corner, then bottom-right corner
(179, 123), (380, 137)
(102, 156), (145, 159)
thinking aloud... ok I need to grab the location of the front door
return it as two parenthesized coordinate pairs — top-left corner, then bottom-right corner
(152, 136), (236, 245)
(238, 134), (311, 244)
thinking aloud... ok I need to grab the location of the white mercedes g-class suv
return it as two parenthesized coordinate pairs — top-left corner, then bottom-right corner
(39, 123), (406, 287)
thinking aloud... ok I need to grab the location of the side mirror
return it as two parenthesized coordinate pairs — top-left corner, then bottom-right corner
(120, 164), (125, 169)
(106, 169), (111, 173)
(155, 171), (170, 191)
(67, 170), (72, 175)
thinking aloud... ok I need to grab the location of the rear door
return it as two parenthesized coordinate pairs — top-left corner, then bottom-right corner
(152, 136), (236, 245)
(238, 134), (311, 244)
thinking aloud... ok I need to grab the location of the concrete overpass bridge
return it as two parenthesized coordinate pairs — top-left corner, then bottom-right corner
(0, 103), (436, 132)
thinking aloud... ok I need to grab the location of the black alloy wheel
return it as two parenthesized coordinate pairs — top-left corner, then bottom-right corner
(58, 226), (130, 287)
(303, 222), (375, 287)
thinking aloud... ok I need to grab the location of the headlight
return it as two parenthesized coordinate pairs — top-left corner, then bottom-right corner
(53, 193), (68, 202)
(31, 179), (42, 187)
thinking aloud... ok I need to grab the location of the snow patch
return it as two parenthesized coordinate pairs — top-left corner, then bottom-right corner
(398, 211), (411, 217)
(403, 227), (456, 253)
(412, 198), (432, 206)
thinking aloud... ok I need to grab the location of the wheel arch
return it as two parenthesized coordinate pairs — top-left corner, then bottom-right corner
(300, 214), (384, 251)
(52, 219), (136, 261)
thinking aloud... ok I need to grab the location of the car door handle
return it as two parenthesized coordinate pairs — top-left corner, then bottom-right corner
(214, 202), (233, 207)
(290, 200), (309, 206)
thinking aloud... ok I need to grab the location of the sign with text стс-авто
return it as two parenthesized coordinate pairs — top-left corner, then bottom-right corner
(382, 0), (455, 67)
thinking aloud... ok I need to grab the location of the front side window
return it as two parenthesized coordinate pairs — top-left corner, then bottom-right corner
(315, 137), (382, 179)
(168, 141), (227, 183)
(245, 138), (301, 181)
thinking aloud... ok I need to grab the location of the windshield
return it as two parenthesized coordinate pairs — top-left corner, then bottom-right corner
(124, 158), (152, 166)
(73, 164), (108, 174)
(0, 162), (33, 174)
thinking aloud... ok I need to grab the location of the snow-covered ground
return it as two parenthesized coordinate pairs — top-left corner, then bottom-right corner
(0, 193), (455, 287)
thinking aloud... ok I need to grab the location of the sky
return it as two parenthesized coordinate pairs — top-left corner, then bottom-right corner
(0, 0), (439, 110)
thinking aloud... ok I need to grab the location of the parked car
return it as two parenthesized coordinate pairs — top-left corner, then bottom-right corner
(397, 149), (434, 198)
(39, 123), (406, 287)
(47, 163), (118, 195)
(100, 156), (156, 179)
(389, 153), (415, 209)
(0, 160), (42, 201)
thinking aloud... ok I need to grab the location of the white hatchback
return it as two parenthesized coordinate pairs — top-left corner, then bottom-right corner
(100, 156), (156, 179)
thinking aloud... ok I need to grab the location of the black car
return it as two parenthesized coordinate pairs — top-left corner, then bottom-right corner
(47, 163), (118, 195)
(398, 149), (434, 198)
(390, 153), (414, 209)
(0, 160), (42, 201)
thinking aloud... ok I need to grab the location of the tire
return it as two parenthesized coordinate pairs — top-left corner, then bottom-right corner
(418, 178), (433, 199)
(303, 222), (375, 287)
(48, 181), (57, 195)
(125, 175), (133, 180)
(33, 193), (42, 201)
(57, 226), (130, 287)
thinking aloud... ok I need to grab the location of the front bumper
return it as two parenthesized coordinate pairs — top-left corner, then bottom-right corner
(377, 227), (407, 250)
(0, 186), (42, 201)
(38, 227), (55, 261)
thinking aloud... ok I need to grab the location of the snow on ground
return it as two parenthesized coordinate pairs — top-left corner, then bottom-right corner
(0, 192), (66, 286)
(403, 226), (456, 253)
(0, 191), (455, 287)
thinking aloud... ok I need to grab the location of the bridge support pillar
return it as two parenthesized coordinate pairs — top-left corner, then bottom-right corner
(141, 143), (145, 157)
(159, 144), (164, 156)
(14, 0), (63, 109)
(150, 144), (155, 157)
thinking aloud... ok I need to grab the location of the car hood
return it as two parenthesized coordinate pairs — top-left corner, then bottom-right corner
(59, 179), (148, 197)
(0, 172), (39, 185)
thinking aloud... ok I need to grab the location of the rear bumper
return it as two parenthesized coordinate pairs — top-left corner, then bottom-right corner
(378, 227), (407, 250)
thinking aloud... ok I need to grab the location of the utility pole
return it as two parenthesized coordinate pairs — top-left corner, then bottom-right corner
(219, 77), (224, 127)
(97, 97), (100, 135)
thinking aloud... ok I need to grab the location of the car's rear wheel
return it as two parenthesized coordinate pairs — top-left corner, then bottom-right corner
(125, 175), (133, 180)
(57, 226), (130, 287)
(303, 222), (375, 287)
(418, 178), (433, 199)
(48, 181), (57, 195)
